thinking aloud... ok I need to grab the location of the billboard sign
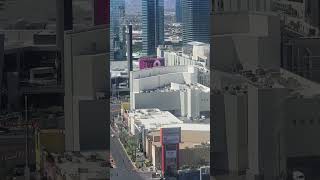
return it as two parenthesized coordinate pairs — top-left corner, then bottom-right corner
(161, 127), (181, 175)
(160, 127), (181, 144)
(166, 150), (177, 158)
(139, 57), (165, 70)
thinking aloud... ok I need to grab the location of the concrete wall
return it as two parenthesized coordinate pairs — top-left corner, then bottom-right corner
(284, 98), (320, 157)
(131, 67), (197, 92)
(211, 13), (280, 72)
(179, 146), (210, 167)
(247, 86), (288, 180)
(211, 94), (229, 175)
(224, 94), (248, 175)
(78, 99), (109, 151)
(134, 91), (181, 111)
(64, 26), (109, 152)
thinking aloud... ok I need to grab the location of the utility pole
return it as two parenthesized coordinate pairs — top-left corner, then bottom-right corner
(24, 95), (30, 180)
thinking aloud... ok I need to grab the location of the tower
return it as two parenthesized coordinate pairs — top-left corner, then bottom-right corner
(141, 0), (164, 56)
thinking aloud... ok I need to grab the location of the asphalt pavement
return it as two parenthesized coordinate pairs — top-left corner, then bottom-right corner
(110, 128), (152, 180)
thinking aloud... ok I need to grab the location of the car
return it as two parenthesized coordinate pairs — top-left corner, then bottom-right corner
(111, 134), (114, 137)
(293, 171), (305, 180)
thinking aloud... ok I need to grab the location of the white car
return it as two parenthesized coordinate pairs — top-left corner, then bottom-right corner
(111, 134), (114, 137)
(293, 171), (305, 180)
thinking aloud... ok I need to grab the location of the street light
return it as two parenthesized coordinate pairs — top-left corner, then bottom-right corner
(24, 95), (30, 180)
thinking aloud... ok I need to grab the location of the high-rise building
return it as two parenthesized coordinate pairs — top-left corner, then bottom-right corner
(111, 0), (125, 60)
(142, 0), (164, 56)
(181, 0), (210, 45)
(176, 0), (182, 23)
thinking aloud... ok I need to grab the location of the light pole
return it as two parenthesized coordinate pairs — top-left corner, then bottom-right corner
(24, 95), (30, 180)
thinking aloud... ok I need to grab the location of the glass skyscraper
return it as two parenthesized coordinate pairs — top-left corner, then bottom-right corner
(111, 0), (126, 60)
(142, 0), (164, 56)
(181, 0), (210, 45)
(176, 0), (182, 23)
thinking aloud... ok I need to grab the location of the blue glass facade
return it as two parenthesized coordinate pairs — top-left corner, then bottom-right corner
(142, 0), (164, 56)
(111, 0), (125, 60)
(181, 0), (210, 45)
(176, 0), (182, 23)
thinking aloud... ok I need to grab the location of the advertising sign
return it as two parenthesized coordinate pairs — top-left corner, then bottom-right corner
(166, 150), (177, 158)
(160, 127), (181, 145)
(139, 57), (165, 69)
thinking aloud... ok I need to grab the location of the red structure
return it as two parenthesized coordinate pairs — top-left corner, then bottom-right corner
(160, 127), (181, 177)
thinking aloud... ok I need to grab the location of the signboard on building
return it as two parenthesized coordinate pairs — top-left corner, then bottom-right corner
(138, 57), (165, 70)
(160, 127), (181, 144)
(160, 127), (181, 177)
(166, 150), (177, 158)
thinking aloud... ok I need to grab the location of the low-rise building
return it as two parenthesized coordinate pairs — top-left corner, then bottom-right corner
(145, 124), (210, 170)
(128, 109), (183, 149)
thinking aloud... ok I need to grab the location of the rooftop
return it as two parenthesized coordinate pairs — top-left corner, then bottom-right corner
(170, 82), (210, 93)
(187, 41), (208, 46)
(214, 67), (320, 98)
(160, 123), (210, 132)
(129, 109), (183, 130)
(50, 151), (108, 179)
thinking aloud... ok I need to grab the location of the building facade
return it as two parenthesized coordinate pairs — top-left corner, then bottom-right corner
(64, 26), (109, 152)
(142, 0), (164, 56)
(213, 0), (272, 12)
(130, 66), (210, 119)
(176, 0), (182, 23)
(181, 0), (210, 45)
(110, 0), (126, 61)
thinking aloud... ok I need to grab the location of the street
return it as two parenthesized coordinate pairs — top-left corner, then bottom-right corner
(110, 127), (152, 180)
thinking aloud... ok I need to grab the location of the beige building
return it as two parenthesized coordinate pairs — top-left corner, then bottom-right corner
(145, 125), (210, 170)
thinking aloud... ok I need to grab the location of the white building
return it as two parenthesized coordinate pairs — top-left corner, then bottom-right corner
(128, 108), (183, 152)
(157, 42), (210, 68)
(212, 68), (320, 180)
(157, 46), (210, 86)
(211, 11), (320, 180)
(128, 108), (183, 136)
(213, 0), (272, 12)
(130, 66), (210, 119)
(211, 12), (281, 72)
(64, 26), (109, 152)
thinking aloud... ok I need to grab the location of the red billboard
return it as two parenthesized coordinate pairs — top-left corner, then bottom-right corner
(160, 127), (181, 177)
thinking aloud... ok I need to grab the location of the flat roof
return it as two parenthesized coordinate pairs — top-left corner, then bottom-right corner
(171, 82), (210, 93)
(160, 123), (210, 132)
(129, 109), (183, 130)
(52, 151), (108, 178)
(187, 41), (208, 46)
